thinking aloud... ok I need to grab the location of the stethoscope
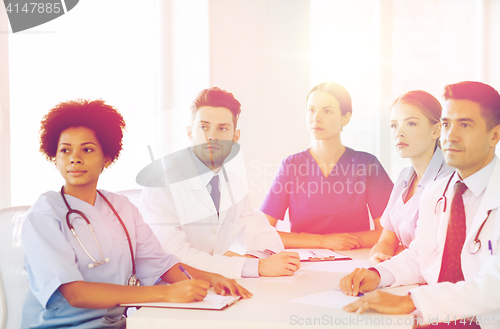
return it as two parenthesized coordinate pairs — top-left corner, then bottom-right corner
(61, 186), (141, 286)
(431, 173), (492, 255)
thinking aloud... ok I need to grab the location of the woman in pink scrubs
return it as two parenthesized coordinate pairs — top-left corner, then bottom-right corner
(368, 90), (453, 265)
(260, 82), (393, 250)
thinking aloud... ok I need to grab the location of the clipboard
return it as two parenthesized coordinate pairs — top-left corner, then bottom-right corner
(286, 249), (352, 262)
(120, 292), (241, 311)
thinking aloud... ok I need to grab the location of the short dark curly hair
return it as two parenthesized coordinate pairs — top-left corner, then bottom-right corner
(39, 99), (126, 164)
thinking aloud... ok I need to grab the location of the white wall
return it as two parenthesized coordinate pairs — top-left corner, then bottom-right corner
(208, 0), (311, 207)
(6, 0), (159, 206)
(0, 5), (10, 208)
(3, 0), (500, 207)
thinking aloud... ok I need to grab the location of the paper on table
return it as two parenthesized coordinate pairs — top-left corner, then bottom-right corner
(286, 249), (351, 261)
(239, 268), (305, 283)
(120, 291), (240, 310)
(290, 289), (360, 309)
(302, 259), (370, 273)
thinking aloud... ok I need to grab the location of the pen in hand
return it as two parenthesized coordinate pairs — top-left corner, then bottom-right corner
(334, 287), (364, 296)
(179, 264), (193, 280)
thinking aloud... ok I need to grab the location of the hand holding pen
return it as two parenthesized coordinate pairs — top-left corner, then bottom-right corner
(158, 264), (209, 303)
(334, 287), (364, 296)
(177, 264), (252, 299)
(339, 267), (380, 296)
(179, 265), (193, 279)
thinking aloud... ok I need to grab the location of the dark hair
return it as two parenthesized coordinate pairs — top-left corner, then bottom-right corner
(39, 99), (126, 164)
(307, 82), (352, 116)
(443, 81), (500, 130)
(190, 87), (242, 128)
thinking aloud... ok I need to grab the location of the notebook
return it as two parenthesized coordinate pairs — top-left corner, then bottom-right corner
(120, 292), (241, 310)
(286, 249), (351, 262)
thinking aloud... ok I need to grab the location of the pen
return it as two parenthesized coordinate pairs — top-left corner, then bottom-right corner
(488, 240), (493, 255)
(334, 287), (364, 297)
(179, 265), (193, 280)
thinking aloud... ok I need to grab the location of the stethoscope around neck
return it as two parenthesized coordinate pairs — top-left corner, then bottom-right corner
(431, 172), (492, 255)
(61, 186), (140, 286)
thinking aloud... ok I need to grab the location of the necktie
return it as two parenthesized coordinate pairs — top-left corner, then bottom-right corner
(438, 181), (468, 283)
(209, 175), (220, 215)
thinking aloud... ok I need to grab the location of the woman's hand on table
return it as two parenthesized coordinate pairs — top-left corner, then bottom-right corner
(209, 274), (253, 299)
(321, 233), (363, 250)
(368, 252), (392, 265)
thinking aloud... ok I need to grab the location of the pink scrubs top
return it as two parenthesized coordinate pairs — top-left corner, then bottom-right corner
(379, 149), (453, 248)
(260, 147), (393, 234)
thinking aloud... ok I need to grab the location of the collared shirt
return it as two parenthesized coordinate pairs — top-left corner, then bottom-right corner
(188, 147), (260, 278)
(410, 157), (496, 315)
(260, 147), (393, 234)
(380, 149), (453, 247)
(461, 157), (496, 226)
(188, 147), (221, 189)
(378, 157), (497, 288)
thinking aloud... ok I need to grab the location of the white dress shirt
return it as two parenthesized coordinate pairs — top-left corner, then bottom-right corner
(375, 157), (500, 328)
(380, 149), (453, 247)
(139, 148), (284, 279)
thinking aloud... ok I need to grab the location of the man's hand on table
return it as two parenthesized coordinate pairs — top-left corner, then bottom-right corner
(343, 290), (416, 314)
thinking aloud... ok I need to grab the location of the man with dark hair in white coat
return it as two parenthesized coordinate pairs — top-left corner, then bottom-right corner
(140, 87), (300, 279)
(339, 81), (500, 328)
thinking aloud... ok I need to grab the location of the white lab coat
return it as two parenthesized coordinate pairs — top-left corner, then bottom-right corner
(139, 149), (284, 279)
(376, 157), (500, 328)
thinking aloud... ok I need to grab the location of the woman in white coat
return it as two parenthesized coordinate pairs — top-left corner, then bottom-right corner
(369, 90), (453, 265)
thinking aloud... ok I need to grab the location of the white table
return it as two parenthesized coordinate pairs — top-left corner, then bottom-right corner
(127, 249), (416, 328)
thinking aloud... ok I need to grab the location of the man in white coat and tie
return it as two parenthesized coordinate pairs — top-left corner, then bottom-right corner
(339, 81), (500, 328)
(140, 87), (300, 279)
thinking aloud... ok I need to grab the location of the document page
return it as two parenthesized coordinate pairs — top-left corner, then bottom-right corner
(121, 291), (240, 310)
(286, 249), (351, 261)
(290, 289), (360, 309)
